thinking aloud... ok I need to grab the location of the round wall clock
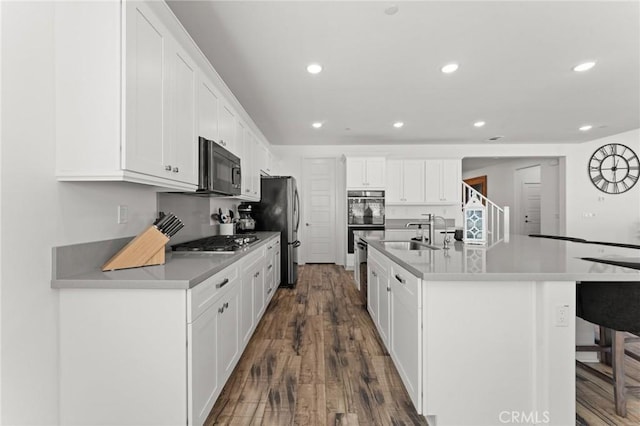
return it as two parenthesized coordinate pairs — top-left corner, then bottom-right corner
(588, 143), (639, 194)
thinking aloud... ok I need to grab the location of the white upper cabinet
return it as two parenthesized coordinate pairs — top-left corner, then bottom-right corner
(55, 1), (269, 193)
(346, 157), (386, 189)
(218, 101), (237, 155)
(238, 126), (260, 201)
(198, 73), (219, 142)
(124, 3), (198, 186)
(251, 134), (262, 199)
(167, 41), (198, 185)
(425, 159), (461, 204)
(386, 160), (425, 204)
(122, 1), (172, 182)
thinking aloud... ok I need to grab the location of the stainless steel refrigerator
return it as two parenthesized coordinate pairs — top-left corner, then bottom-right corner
(249, 176), (300, 287)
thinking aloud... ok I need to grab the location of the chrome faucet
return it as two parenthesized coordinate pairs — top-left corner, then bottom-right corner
(431, 215), (451, 249)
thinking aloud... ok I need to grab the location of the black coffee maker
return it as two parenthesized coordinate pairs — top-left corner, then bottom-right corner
(237, 203), (256, 233)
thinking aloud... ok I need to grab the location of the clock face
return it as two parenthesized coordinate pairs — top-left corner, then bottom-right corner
(588, 143), (639, 194)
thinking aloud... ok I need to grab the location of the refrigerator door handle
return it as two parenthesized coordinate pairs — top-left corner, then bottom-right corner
(289, 240), (301, 248)
(294, 188), (300, 233)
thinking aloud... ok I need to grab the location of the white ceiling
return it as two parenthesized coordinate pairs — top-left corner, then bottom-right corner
(167, 1), (640, 146)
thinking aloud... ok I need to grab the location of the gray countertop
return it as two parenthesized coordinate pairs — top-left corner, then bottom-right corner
(52, 232), (280, 290)
(355, 231), (640, 281)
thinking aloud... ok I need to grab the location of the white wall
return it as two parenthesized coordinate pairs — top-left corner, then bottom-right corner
(564, 128), (640, 244)
(1, 4), (158, 424)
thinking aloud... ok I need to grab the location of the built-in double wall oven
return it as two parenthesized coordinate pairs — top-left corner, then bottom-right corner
(347, 190), (385, 254)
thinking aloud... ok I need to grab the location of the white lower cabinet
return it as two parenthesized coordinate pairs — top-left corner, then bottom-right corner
(58, 236), (279, 426)
(368, 247), (422, 412)
(265, 238), (280, 299)
(217, 283), (240, 382)
(389, 262), (422, 411)
(368, 250), (390, 347)
(188, 297), (220, 426)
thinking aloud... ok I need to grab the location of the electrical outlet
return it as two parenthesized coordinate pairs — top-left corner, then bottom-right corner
(117, 205), (128, 224)
(555, 304), (570, 327)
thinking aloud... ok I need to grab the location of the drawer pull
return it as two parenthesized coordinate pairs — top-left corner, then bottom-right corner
(216, 278), (230, 289)
(268, 264), (273, 270)
(395, 274), (406, 284)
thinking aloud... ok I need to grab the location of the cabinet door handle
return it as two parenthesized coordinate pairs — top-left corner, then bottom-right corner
(387, 286), (391, 292)
(268, 264), (273, 270)
(372, 271), (377, 277)
(218, 307), (224, 314)
(165, 165), (172, 171)
(246, 189), (251, 193)
(172, 167), (179, 173)
(216, 278), (230, 289)
(267, 287), (272, 294)
(395, 274), (406, 284)
(254, 271), (260, 278)
(224, 302), (229, 309)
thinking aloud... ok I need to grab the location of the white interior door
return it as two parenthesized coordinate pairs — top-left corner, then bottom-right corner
(522, 182), (541, 235)
(303, 158), (336, 263)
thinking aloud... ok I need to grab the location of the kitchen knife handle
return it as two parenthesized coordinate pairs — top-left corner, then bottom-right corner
(216, 278), (230, 289)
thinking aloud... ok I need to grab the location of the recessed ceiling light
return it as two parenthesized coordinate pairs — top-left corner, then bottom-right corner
(384, 4), (399, 15)
(473, 121), (486, 128)
(573, 61), (596, 72)
(306, 63), (323, 74)
(393, 121), (404, 128)
(441, 63), (459, 74)
(579, 125), (593, 131)
(312, 122), (323, 129)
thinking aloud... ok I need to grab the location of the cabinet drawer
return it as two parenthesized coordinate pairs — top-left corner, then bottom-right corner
(390, 263), (421, 302)
(188, 264), (239, 323)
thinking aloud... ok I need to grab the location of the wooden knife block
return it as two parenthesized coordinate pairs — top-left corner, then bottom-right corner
(102, 226), (169, 271)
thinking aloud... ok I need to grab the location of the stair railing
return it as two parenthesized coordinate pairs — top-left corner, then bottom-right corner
(462, 182), (510, 243)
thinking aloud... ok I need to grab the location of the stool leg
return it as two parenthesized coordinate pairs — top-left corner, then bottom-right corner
(600, 326), (612, 365)
(612, 331), (627, 417)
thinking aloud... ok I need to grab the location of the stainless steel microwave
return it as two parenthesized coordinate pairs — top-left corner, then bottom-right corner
(197, 137), (241, 196)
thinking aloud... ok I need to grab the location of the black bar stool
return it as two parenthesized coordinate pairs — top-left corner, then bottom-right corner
(576, 281), (640, 417)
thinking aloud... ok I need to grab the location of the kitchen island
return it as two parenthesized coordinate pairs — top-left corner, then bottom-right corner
(356, 231), (640, 426)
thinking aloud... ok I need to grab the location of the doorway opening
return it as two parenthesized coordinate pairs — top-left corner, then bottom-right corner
(461, 157), (564, 236)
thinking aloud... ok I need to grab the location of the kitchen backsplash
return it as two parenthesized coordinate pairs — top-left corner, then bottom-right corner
(386, 204), (461, 225)
(157, 193), (240, 245)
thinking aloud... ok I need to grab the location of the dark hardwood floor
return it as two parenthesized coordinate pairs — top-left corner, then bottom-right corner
(206, 263), (640, 425)
(206, 264), (427, 425)
(576, 337), (640, 425)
